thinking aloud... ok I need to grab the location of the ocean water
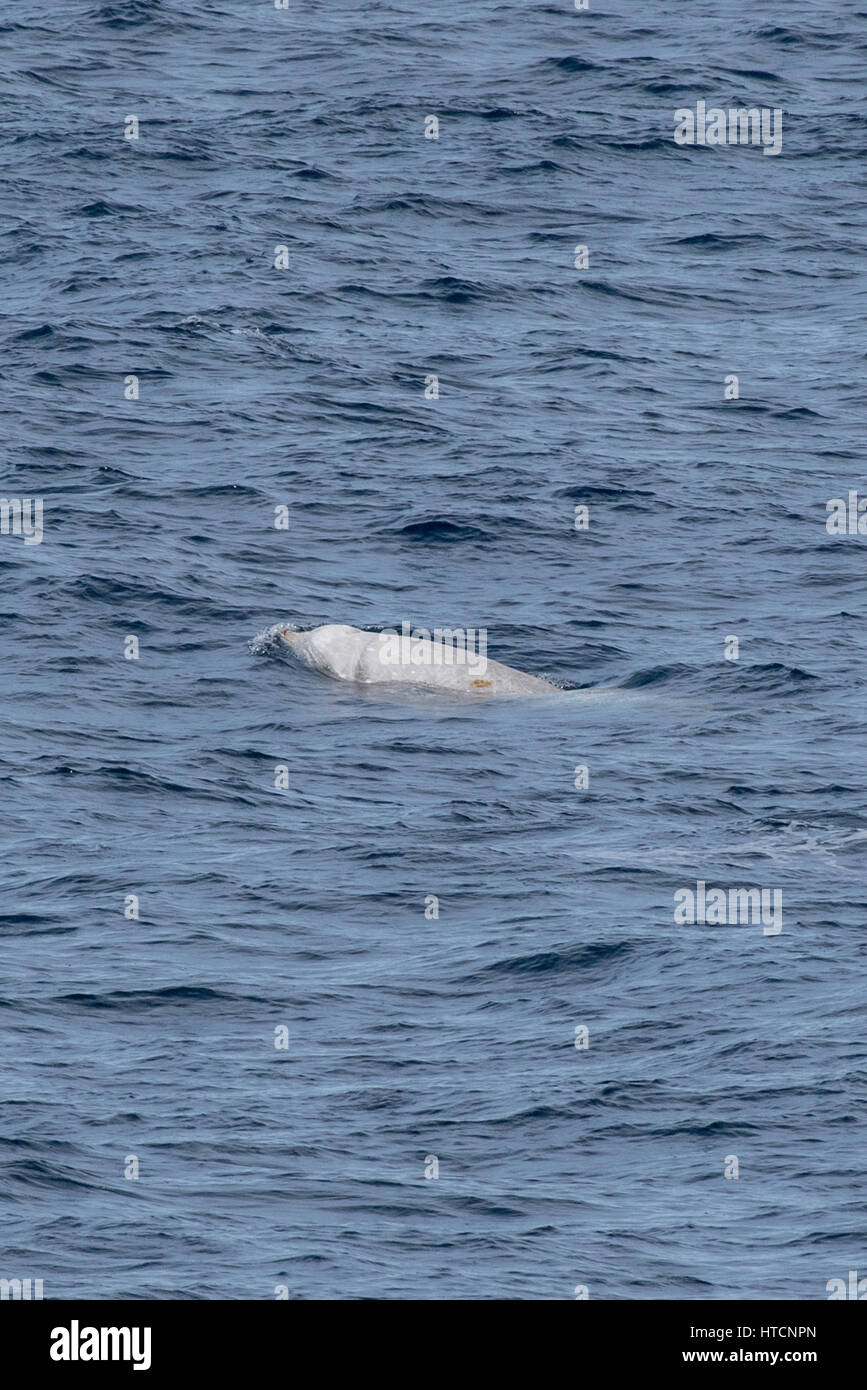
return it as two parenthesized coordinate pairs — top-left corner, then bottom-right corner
(2, 0), (866, 1300)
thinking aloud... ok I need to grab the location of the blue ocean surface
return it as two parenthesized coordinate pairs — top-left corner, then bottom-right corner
(1, 0), (866, 1299)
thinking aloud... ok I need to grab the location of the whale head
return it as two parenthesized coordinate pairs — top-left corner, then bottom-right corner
(280, 624), (369, 680)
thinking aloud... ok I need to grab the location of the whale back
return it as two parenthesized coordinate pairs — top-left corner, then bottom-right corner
(280, 624), (557, 696)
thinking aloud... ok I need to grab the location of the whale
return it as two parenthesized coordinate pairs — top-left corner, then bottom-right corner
(278, 624), (558, 696)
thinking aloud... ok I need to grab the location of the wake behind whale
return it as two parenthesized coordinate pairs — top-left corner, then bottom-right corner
(276, 623), (558, 697)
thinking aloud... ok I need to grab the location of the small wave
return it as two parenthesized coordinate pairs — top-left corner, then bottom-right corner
(463, 941), (633, 980)
(539, 55), (603, 73)
(91, 0), (165, 23)
(386, 516), (490, 543)
(722, 662), (820, 692)
(618, 664), (695, 689)
(75, 200), (140, 218)
(3, 1159), (106, 1193)
(416, 275), (493, 304)
(56, 986), (263, 1011)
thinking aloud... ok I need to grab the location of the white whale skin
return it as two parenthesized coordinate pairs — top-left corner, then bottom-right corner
(278, 624), (556, 696)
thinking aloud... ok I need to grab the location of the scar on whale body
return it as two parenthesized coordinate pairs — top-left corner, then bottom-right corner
(278, 624), (558, 697)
